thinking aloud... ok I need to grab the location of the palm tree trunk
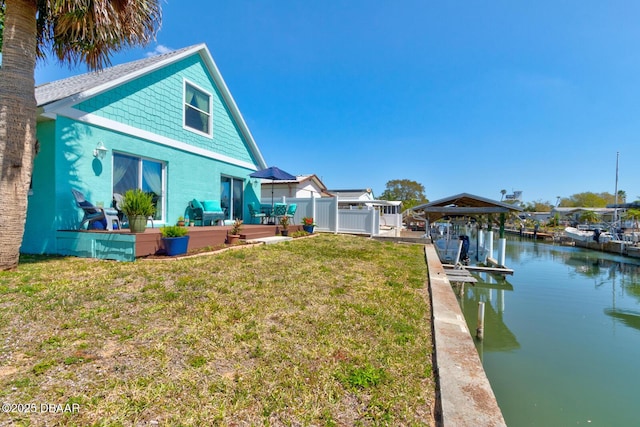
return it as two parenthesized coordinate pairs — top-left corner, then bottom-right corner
(0, 0), (38, 270)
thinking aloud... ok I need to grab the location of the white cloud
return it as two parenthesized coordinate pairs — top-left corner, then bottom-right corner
(145, 45), (173, 57)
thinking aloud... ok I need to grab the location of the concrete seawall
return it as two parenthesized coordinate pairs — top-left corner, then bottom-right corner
(425, 244), (506, 427)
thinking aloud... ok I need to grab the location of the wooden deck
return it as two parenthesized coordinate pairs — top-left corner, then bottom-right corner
(56, 224), (302, 261)
(135, 224), (301, 257)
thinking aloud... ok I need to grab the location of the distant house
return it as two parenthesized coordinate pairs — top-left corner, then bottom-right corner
(24, 44), (267, 255)
(259, 174), (332, 201)
(551, 207), (615, 225)
(328, 188), (375, 209)
(328, 188), (402, 221)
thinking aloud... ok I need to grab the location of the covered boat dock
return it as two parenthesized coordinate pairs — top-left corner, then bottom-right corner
(410, 193), (523, 267)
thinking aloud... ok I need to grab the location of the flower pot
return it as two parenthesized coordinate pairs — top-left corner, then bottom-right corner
(281, 229), (289, 236)
(128, 215), (148, 233)
(303, 225), (314, 234)
(162, 235), (190, 256)
(227, 234), (240, 244)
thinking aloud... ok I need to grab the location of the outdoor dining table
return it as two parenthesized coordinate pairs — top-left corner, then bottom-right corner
(260, 204), (274, 224)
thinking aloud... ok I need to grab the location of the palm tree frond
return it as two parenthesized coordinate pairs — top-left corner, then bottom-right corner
(39, 0), (161, 70)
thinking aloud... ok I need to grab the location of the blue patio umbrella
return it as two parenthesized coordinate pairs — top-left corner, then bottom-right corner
(249, 166), (296, 212)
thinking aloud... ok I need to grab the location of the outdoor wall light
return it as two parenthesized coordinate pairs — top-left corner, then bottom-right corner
(93, 141), (108, 159)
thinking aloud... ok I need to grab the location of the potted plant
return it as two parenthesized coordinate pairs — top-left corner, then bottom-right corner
(160, 225), (189, 256)
(176, 216), (185, 227)
(121, 189), (155, 233)
(279, 215), (290, 236)
(227, 218), (243, 244)
(301, 217), (316, 234)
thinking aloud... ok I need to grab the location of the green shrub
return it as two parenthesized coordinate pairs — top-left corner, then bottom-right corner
(121, 189), (155, 217)
(160, 225), (189, 238)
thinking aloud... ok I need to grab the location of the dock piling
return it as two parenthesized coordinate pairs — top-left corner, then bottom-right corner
(476, 301), (485, 340)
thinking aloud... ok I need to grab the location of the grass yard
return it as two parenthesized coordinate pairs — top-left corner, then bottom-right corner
(0, 234), (435, 426)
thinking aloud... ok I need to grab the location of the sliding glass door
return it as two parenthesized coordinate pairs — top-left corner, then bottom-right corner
(220, 176), (244, 220)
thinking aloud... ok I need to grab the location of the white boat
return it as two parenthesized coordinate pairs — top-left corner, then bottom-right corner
(564, 227), (612, 243)
(433, 233), (487, 264)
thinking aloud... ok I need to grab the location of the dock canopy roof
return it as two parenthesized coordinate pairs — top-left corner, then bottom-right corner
(411, 193), (523, 223)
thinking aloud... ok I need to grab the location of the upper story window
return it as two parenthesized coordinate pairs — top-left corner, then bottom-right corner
(184, 80), (212, 136)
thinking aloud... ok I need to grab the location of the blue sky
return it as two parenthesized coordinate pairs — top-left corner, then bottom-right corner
(35, 1), (640, 204)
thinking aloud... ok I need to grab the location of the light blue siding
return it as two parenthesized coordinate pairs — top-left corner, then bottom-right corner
(23, 49), (263, 256)
(75, 55), (258, 165)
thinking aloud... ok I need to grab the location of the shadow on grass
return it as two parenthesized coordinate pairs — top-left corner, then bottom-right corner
(18, 253), (68, 265)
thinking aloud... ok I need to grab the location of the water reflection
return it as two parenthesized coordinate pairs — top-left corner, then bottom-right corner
(604, 308), (640, 331)
(457, 275), (520, 353)
(461, 237), (640, 426)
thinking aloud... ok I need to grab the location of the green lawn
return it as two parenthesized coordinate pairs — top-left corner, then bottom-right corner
(0, 234), (435, 426)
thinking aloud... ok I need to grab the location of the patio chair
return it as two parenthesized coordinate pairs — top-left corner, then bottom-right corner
(112, 193), (125, 223)
(71, 189), (121, 231)
(273, 203), (287, 224)
(285, 203), (297, 222)
(248, 202), (266, 224)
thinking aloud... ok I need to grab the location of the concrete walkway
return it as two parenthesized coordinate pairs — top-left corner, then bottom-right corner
(425, 244), (507, 427)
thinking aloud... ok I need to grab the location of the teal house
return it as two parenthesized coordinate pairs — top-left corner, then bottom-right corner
(24, 44), (267, 257)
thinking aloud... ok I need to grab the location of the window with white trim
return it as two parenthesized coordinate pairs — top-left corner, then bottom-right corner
(113, 152), (166, 221)
(184, 81), (212, 136)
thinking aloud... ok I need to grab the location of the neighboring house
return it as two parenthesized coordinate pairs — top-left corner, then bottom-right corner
(259, 174), (332, 201)
(551, 207), (616, 224)
(24, 43), (267, 254)
(328, 188), (375, 209)
(518, 212), (552, 223)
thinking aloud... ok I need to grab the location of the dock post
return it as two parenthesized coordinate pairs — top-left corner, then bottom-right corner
(477, 302), (485, 340)
(498, 238), (506, 267)
(454, 239), (463, 265)
(486, 231), (494, 262)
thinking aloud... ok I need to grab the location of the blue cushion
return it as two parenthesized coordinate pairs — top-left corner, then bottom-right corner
(203, 200), (222, 212)
(191, 199), (203, 210)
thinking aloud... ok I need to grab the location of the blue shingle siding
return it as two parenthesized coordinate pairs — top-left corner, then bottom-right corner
(76, 55), (255, 164)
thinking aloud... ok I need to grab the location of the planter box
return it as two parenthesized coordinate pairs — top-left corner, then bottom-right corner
(162, 235), (190, 256)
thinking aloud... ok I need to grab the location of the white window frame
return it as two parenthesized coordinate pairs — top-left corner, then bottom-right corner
(112, 152), (167, 223)
(183, 79), (213, 138)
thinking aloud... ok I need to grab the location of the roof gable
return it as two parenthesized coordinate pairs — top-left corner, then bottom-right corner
(36, 44), (266, 170)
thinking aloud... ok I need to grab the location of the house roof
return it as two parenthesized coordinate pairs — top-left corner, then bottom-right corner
(264, 174), (333, 197)
(35, 45), (196, 106)
(328, 188), (374, 201)
(35, 43), (267, 170)
(412, 193), (523, 223)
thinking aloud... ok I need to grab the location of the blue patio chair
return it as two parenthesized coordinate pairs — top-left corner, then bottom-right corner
(285, 203), (297, 222)
(273, 203), (287, 224)
(71, 189), (121, 231)
(248, 202), (266, 224)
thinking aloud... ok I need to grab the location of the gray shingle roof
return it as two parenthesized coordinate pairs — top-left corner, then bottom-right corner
(35, 44), (202, 107)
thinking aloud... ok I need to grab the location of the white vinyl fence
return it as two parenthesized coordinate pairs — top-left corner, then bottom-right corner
(260, 196), (400, 236)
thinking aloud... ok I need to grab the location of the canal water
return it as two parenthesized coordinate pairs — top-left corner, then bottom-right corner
(459, 237), (640, 426)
